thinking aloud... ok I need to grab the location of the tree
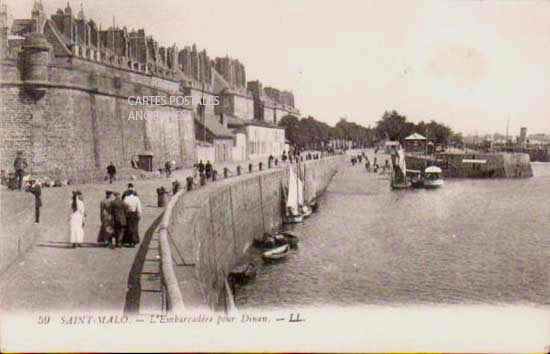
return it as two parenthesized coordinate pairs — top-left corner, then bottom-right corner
(375, 110), (413, 141)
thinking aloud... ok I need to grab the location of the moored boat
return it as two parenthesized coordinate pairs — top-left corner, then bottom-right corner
(262, 244), (290, 262)
(423, 166), (444, 188)
(283, 165), (304, 224)
(280, 231), (300, 248)
(229, 262), (257, 284)
(310, 201), (319, 213)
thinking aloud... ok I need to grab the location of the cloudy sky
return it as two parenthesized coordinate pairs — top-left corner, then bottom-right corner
(8, 0), (550, 135)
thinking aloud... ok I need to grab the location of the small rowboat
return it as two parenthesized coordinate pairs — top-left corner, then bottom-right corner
(310, 201), (319, 213)
(280, 231), (300, 248)
(229, 262), (257, 284)
(262, 244), (289, 262)
(283, 214), (304, 224)
(272, 232), (299, 248)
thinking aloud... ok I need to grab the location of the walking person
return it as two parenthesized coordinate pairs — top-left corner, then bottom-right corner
(13, 151), (28, 191)
(110, 192), (127, 248)
(69, 191), (86, 248)
(107, 162), (116, 184)
(29, 180), (42, 224)
(205, 160), (212, 180)
(165, 160), (172, 178)
(198, 160), (205, 176)
(123, 190), (142, 247)
(98, 191), (114, 247)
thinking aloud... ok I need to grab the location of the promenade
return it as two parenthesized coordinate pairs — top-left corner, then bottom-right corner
(0, 158), (288, 314)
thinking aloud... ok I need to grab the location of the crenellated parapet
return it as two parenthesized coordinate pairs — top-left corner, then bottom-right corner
(178, 44), (213, 86)
(246, 80), (298, 123)
(214, 55), (246, 89)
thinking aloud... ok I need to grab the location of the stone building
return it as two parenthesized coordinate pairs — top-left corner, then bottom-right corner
(194, 114), (234, 164)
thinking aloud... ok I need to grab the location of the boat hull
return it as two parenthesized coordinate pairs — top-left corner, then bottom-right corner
(229, 262), (257, 284)
(262, 244), (290, 262)
(283, 214), (304, 224)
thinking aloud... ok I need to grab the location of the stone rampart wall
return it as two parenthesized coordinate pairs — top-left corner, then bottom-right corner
(162, 156), (344, 310)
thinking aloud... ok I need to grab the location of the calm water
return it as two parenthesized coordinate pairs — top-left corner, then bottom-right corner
(235, 160), (550, 309)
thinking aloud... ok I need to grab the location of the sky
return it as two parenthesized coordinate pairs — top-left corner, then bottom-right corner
(6, 0), (550, 135)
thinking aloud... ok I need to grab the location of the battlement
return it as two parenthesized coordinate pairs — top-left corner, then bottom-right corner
(214, 55), (246, 90)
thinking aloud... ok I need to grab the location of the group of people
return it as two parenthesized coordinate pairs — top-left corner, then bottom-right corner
(69, 183), (142, 249)
(194, 160), (214, 181)
(364, 156), (391, 174)
(350, 152), (392, 174)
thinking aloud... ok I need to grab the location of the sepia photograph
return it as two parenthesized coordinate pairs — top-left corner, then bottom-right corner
(0, 0), (548, 352)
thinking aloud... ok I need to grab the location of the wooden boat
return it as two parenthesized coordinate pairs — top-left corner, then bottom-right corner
(297, 176), (312, 218)
(262, 244), (290, 262)
(423, 166), (444, 188)
(280, 231), (300, 248)
(283, 214), (304, 224)
(310, 201), (319, 213)
(272, 232), (299, 248)
(229, 262), (257, 284)
(253, 234), (276, 249)
(283, 165), (304, 224)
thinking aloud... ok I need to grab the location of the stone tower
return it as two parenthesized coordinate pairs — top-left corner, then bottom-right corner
(22, 1), (51, 96)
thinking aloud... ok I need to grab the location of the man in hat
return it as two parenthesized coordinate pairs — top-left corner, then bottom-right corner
(110, 192), (127, 248)
(98, 190), (114, 247)
(122, 183), (137, 200)
(106, 162), (117, 184)
(13, 151), (28, 191)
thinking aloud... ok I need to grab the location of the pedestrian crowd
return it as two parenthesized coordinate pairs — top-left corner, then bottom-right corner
(89, 183), (142, 249)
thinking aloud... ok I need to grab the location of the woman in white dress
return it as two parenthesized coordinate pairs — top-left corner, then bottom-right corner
(69, 190), (86, 248)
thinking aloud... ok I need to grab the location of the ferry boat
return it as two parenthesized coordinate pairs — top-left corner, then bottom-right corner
(423, 166), (444, 188)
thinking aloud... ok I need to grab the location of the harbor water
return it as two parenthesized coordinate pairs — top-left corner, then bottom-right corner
(235, 158), (550, 309)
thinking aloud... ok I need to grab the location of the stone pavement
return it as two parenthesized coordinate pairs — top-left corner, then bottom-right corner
(0, 157), (289, 314)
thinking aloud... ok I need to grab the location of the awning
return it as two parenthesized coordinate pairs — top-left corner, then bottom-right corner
(425, 166), (442, 173)
(405, 133), (427, 140)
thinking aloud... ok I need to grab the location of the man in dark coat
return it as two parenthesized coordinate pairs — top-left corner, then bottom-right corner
(29, 180), (42, 223)
(98, 190), (114, 247)
(198, 160), (205, 175)
(110, 192), (127, 248)
(165, 161), (172, 178)
(205, 161), (212, 179)
(106, 162), (116, 184)
(14, 151), (28, 191)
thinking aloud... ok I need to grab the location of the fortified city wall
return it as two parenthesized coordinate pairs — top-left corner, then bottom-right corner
(1, 57), (196, 182)
(160, 155), (345, 311)
(0, 2), (300, 182)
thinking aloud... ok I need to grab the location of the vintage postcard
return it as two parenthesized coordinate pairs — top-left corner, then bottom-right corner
(0, 0), (548, 352)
